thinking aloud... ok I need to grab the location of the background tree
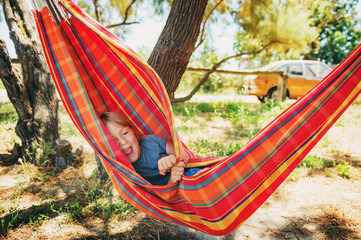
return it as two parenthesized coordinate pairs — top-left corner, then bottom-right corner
(2, 0), (355, 164)
(232, 0), (318, 60)
(75, 0), (209, 101)
(307, 0), (361, 64)
(0, 0), (357, 169)
(175, 0), (319, 102)
(147, 0), (208, 100)
(76, 0), (321, 102)
(0, 0), (59, 161)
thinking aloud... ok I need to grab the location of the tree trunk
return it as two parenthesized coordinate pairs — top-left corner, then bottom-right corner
(147, 0), (208, 102)
(0, 0), (59, 156)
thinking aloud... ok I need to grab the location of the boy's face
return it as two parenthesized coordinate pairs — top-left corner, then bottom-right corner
(106, 123), (140, 163)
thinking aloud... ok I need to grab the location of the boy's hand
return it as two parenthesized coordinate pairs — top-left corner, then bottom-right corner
(158, 155), (177, 176)
(167, 161), (185, 185)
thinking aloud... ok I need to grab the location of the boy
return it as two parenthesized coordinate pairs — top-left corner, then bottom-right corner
(101, 112), (186, 185)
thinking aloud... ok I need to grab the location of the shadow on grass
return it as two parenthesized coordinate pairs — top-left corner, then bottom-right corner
(0, 170), (93, 238)
(0, 168), (201, 240)
(0, 153), (17, 166)
(327, 151), (361, 168)
(77, 216), (202, 240)
(0, 197), (73, 237)
(271, 212), (360, 240)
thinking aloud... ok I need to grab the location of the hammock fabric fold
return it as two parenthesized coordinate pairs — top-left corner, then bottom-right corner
(33, 0), (361, 235)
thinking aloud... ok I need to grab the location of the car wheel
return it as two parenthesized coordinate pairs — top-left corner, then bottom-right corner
(267, 88), (278, 101)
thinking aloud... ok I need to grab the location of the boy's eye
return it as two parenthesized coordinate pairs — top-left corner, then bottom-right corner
(123, 131), (128, 135)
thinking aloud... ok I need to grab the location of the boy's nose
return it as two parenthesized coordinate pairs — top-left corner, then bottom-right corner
(118, 137), (126, 146)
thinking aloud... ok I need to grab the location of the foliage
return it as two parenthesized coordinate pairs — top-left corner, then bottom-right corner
(1, 93), (359, 237)
(90, 200), (134, 223)
(337, 162), (351, 178)
(86, 172), (113, 202)
(190, 139), (244, 157)
(74, 0), (170, 36)
(0, 103), (18, 122)
(300, 156), (335, 169)
(60, 199), (85, 222)
(195, 44), (225, 92)
(233, 0), (317, 60)
(307, 0), (361, 64)
(0, 207), (21, 235)
(174, 100), (290, 157)
(299, 156), (352, 178)
(74, 0), (325, 64)
(220, 100), (289, 133)
(71, 0), (351, 98)
(186, 43), (242, 93)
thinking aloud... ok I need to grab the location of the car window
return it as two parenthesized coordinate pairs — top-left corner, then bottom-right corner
(276, 64), (303, 76)
(305, 66), (316, 78)
(306, 63), (331, 78)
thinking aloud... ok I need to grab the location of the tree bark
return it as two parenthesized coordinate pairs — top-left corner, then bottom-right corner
(147, 0), (208, 102)
(0, 0), (59, 155)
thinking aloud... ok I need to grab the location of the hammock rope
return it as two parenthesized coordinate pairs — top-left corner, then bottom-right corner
(32, 0), (361, 235)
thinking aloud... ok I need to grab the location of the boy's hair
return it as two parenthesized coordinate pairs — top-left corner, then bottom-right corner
(100, 112), (131, 128)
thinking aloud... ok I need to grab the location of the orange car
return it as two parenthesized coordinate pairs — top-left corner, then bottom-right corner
(243, 60), (332, 102)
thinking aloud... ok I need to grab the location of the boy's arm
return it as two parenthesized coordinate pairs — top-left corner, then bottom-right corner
(158, 140), (177, 176)
(165, 139), (175, 155)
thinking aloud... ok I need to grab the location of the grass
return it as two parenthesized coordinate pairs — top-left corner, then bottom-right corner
(300, 156), (336, 170)
(173, 100), (289, 147)
(189, 139), (246, 157)
(0, 170), (136, 236)
(337, 162), (351, 179)
(0, 95), (360, 239)
(0, 102), (137, 237)
(0, 103), (18, 123)
(299, 156), (353, 179)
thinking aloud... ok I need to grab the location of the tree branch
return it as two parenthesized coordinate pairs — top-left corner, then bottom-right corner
(106, 21), (139, 28)
(195, 0), (225, 50)
(105, 0), (138, 29)
(174, 41), (283, 103)
(93, 0), (100, 22)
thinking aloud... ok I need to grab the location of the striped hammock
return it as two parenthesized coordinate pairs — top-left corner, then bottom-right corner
(32, 0), (361, 235)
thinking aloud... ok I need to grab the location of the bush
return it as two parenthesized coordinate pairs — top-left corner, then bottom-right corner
(337, 162), (351, 179)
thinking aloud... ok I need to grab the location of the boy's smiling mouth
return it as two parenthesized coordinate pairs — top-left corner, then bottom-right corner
(122, 147), (134, 157)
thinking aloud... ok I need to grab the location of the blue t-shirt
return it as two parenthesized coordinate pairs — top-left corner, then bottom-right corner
(132, 135), (171, 185)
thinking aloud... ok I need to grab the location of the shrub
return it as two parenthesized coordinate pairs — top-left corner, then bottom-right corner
(337, 162), (351, 179)
(300, 156), (327, 169)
